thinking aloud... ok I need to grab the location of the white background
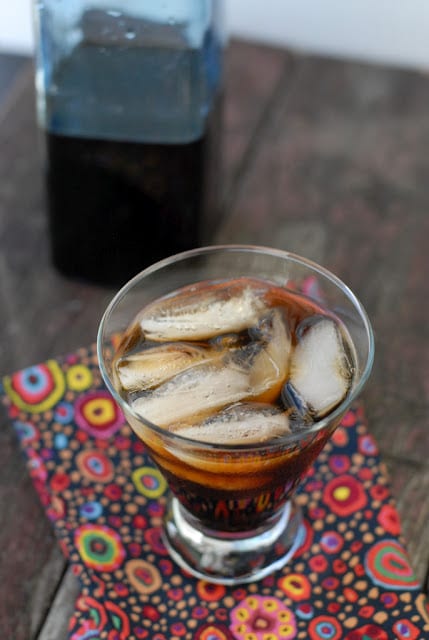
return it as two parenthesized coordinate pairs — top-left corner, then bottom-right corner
(2, 0), (429, 70)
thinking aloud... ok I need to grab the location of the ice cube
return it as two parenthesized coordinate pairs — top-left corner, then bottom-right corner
(115, 343), (220, 392)
(289, 317), (352, 417)
(173, 403), (291, 444)
(249, 309), (291, 403)
(131, 362), (251, 428)
(281, 382), (315, 429)
(138, 279), (267, 342)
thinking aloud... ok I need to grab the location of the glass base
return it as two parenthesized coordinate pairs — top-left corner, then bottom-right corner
(162, 496), (303, 585)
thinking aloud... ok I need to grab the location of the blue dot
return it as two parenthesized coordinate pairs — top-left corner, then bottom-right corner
(89, 458), (103, 473)
(23, 366), (47, 392)
(13, 421), (36, 443)
(79, 501), (103, 520)
(54, 401), (74, 424)
(54, 433), (68, 449)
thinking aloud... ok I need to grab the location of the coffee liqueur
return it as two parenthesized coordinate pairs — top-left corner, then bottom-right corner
(46, 122), (219, 285)
(113, 277), (355, 531)
(35, 6), (224, 285)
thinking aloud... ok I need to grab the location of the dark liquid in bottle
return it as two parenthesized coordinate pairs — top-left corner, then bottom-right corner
(42, 34), (222, 285)
(46, 127), (219, 286)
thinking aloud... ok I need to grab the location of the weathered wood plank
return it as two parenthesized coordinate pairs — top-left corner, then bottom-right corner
(30, 546), (70, 638)
(1, 42), (428, 640)
(0, 442), (62, 639)
(223, 39), (290, 185)
(0, 53), (27, 106)
(36, 568), (80, 640)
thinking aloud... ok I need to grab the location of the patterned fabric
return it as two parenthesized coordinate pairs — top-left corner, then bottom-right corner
(1, 344), (428, 640)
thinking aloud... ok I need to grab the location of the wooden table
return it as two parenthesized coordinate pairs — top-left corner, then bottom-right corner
(0, 40), (428, 639)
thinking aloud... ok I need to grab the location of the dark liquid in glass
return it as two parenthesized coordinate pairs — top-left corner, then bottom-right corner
(114, 278), (354, 531)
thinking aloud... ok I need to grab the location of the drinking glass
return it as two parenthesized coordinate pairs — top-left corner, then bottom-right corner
(97, 245), (374, 584)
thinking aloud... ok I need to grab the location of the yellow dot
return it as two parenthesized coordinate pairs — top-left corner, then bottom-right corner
(237, 608), (250, 622)
(333, 486), (351, 501)
(66, 364), (93, 391)
(84, 398), (115, 424)
(263, 599), (278, 611)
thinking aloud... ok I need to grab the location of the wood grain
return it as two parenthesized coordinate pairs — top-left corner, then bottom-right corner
(0, 41), (428, 638)
(387, 458), (429, 585)
(36, 568), (80, 640)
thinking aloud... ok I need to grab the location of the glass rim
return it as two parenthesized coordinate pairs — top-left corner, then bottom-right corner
(97, 244), (375, 451)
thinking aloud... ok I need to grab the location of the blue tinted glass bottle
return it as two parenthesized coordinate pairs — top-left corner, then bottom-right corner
(34, 1), (224, 285)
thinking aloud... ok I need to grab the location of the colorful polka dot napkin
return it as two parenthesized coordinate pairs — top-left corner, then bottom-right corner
(1, 344), (428, 640)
